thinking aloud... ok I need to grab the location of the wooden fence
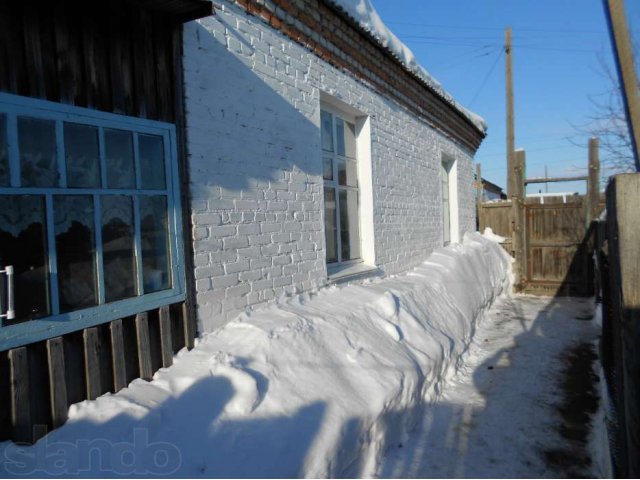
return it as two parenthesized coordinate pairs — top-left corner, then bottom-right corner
(0, 302), (196, 444)
(479, 200), (513, 254)
(478, 145), (603, 296)
(596, 173), (640, 478)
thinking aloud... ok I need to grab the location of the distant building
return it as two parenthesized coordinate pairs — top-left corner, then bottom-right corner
(482, 178), (507, 202)
(526, 192), (580, 204)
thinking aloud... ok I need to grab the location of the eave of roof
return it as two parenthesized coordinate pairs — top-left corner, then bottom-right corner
(323, 0), (487, 137)
(481, 178), (505, 192)
(129, 0), (213, 22)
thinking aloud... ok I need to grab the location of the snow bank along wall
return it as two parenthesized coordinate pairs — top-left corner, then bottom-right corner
(0, 0), (485, 446)
(0, 233), (512, 477)
(184, 0), (486, 332)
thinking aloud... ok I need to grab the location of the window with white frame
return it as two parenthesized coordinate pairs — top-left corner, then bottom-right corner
(441, 154), (458, 245)
(0, 92), (185, 348)
(321, 108), (361, 266)
(441, 159), (451, 245)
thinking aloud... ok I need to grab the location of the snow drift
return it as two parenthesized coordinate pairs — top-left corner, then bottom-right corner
(0, 232), (511, 478)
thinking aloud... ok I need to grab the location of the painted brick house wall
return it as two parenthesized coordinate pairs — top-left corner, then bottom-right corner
(183, 0), (484, 332)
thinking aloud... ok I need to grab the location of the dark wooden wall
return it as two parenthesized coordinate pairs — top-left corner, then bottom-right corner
(597, 174), (640, 477)
(0, 0), (200, 443)
(0, 0), (179, 123)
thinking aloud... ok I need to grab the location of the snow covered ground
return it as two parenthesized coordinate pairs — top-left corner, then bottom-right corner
(377, 295), (608, 478)
(2, 231), (607, 478)
(0, 232), (511, 478)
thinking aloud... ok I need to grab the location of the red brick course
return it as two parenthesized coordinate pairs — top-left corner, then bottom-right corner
(226, 0), (485, 152)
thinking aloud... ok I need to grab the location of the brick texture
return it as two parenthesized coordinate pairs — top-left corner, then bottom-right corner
(231, 0), (485, 152)
(183, 1), (480, 332)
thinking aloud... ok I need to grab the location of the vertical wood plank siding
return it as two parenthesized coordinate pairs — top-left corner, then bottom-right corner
(46, 337), (68, 429)
(159, 306), (174, 368)
(1, 305), (191, 442)
(9, 347), (31, 443)
(110, 319), (127, 392)
(0, 0), (200, 443)
(0, 0), (178, 123)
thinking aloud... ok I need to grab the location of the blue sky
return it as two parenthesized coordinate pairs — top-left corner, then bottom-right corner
(372, 0), (640, 194)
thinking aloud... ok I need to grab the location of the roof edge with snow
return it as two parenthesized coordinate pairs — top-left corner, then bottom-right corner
(323, 0), (487, 136)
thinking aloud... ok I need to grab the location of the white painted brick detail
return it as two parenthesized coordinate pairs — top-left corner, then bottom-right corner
(184, 2), (478, 332)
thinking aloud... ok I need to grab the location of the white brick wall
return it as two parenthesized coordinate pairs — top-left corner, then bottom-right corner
(183, 2), (478, 332)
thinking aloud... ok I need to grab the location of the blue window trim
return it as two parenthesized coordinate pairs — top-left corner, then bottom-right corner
(0, 92), (186, 351)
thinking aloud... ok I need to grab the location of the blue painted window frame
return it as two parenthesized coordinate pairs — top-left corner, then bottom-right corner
(0, 92), (186, 351)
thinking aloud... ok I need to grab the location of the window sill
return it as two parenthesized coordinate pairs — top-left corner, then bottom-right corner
(327, 262), (381, 284)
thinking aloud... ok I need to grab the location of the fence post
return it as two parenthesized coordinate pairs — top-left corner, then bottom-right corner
(587, 137), (601, 225)
(607, 173), (640, 477)
(512, 149), (526, 290)
(476, 163), (484, 231)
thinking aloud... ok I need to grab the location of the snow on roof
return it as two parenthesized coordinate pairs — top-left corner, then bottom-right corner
(327, 0), (487, 134)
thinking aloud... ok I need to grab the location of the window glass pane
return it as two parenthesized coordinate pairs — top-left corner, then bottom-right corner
(323, 157), (333, 180)
(55, 195), (98, 312)
(442, 163), (451, 244)
(441, 162), (449, 201)
(105, 129), (135, 189)
(0, 195), (50, 322)
(64, 123), (100, 188)
(339, 189), (360, 261)
(337, 158), (357, 187)
(324, 188), (337, 263)
(139, 134), (166, 190)
(18, 116), (58, 187)
(336, 117), (345, 156)
(321, 110), (333, 152)
(102, 195), (137, 302)
(140, 195), (171, 293)
(344, 121), (356, 158)
(0, 115), (9, 186)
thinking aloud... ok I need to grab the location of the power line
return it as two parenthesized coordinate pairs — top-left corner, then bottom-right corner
(481, 156), (591, 172)
(478, 144), (580, 158)
(399, 32), (604, 41)
(398, 39), (501, 47)
(393, 37), (604, 54)
(514, 44), (604, 53)
(435, 46), (499, 71)
(468, 49), (503, 107)
(402, 34), (503, 41)
(384, 21), (604, 35)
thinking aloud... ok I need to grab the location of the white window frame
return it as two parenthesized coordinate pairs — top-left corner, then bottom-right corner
(320, 95), (375, 280)
(441, 153), (460, 245)
(0, 92), (186, 350)
(322, 106), (361, 267)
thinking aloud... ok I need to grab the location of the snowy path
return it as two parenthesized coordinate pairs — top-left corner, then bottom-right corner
(376, 295), (604, 479)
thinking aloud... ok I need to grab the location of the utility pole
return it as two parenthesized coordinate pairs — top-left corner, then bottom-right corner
(505, 27), (516, 195)
(545, 165), (548, 193)
(587, 137), (601, 224)
(604, 0), (640, 171)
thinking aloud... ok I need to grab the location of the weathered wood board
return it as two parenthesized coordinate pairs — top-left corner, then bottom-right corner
(480, 195), (602, 296)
